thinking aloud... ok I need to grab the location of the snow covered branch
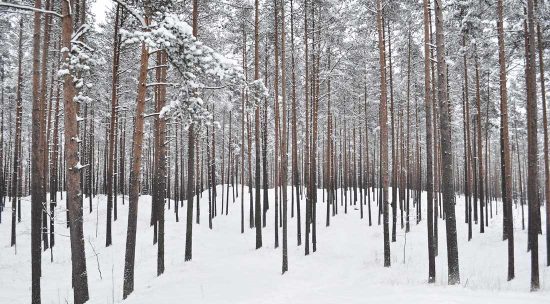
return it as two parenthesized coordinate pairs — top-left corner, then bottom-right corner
(111, 0), (147, 28)
(0, 1), (63, 18)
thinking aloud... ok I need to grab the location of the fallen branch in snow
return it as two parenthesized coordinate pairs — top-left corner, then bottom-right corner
(88, 237), (103, 280)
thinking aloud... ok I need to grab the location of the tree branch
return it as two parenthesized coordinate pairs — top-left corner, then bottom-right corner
(0, 1), (63, 18)
(111, 0), (146, 28)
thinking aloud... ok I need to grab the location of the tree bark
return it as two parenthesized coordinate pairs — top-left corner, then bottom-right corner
(434, 0), (459, 285)
(254, 0), (263, 249)
(496, 0), (514, 280)
(106, 4), (121, 248)
(280, 0), (288, 273)
(62, 0), (90, 302)
(423, 0), (435, 283)
(376, 0), (390, 268)
(123, 2), (151, 298)
(31, 0), (44, 301)
(525, 0), (540, 291)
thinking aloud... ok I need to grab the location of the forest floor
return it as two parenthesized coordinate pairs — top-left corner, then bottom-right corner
(0, 187), (549, 303)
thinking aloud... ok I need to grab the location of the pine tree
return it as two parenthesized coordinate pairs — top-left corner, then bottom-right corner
(434, 0), (459, 285)
(376, 0), (390, 268)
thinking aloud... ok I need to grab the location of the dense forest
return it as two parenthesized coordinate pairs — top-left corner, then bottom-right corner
(0, 0), (549, 303)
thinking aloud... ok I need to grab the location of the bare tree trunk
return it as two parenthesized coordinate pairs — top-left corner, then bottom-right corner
(387, 20), (397, 243)
(304, 0), (311, 255)
(240, 24), (245, 232)
(434, 0), (459, 285)
(422, 0), (435, 283)
(525, 0), (540, 291)
(273, 0), (280, 248)
(254, 0), (263, 249)
(405, 30), (411, 233)
(31, 0), (45, 301)
(497, 0), (514, 280)
(185, 0), (200, 262)
(290, 0), (301, 246)
(534, 0), (550, 268)
(154, 51), (167, 276)
(262, 40), (269, 228)
(106, 4), (121, 248)
(61, 0), (90, 302)
(50, 64), (60, 249)
(310, 0), (319, 253)
(280, 0), (288, 273)
(40, 0), (53, 252)
(376, 0), (390, 268)
(461, 30), (473, 241)
(474, 48), (485, 234)
(11, 18), (24, 249)
(123, 2), (151, 298)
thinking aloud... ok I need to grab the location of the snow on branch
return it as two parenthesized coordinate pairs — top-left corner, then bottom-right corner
(0, 1), (63, 18)
(143, 112), (161, 118)
(146, 82), (178, 87)
(73, 162), (89, 171)
(59, 24), (96, 105)
(121, 12), (267, 127)
(112, 0), (147, 28)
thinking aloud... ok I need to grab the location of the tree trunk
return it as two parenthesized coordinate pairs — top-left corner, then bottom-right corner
(376, 0), (390, 268)
(525, 0), (540, 291)
(497, 0), (514, 280)
(11, 18), (24, 249)
(534, 0), (550, 268)
(280, 0), (288, 273)
(434, 0), (459, 285)
(154, 51), (167, 276)
(422, 0), (435, 283)
(31, 0), (44, 301)
(474, 48), (485, 234)
(106, 4), (121, 248)
(254, 0), (263, 249)
(123, 2), (151, 298)
(62, 0), (90, 302)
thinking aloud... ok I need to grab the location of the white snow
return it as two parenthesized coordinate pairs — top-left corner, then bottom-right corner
(0, 188), (548, 303)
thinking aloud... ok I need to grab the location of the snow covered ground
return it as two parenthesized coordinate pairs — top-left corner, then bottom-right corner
(0, 187), (548, 303)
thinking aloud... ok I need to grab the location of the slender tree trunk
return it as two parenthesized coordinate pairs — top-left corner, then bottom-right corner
(280, 0), (288, 273)
(474, 48), (485, 234)
(31, 0), (45, 301)
(154, 51), (167, 276)
(387, 20), (397, 243)
(273, 0), (280, 248)
(40, 0), (53, 252)
(376, 0), (390, 267)
(533, 0), (550, 268)
(106, 4), (121, 248)
(290, 0), (301, 246)
(434, 0), (460, 285)
(254, 0), (263, 249)
(497, 0), (514, 280)
(304, 0), (311, 256)
(123, 2), (151, 298)
(525, 0), (540, 291)
(423, 0), (435, 283)
(405, 30), (411, 233)
(11, 18), (24, 249)
(61, 0), (90, 302)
